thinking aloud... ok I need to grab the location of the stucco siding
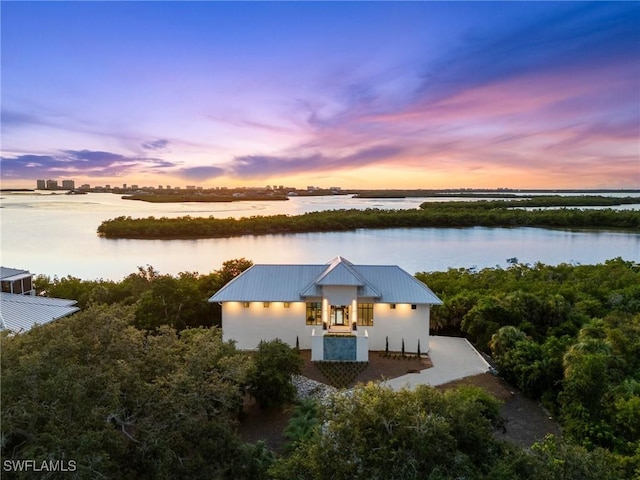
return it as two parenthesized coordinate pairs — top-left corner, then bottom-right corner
(323, 285), (357, 305)
(221, 301), (314, 349)
(222, 301), (431, 353)
(367, 303), (430, 353)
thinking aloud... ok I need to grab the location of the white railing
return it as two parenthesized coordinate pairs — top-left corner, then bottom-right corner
(356, 330), (369, 361)
(311, 328), (324, 361)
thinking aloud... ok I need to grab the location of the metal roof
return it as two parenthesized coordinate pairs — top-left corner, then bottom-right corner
(212, 264), (326, 302)
(0, 267), (32, 281)
(0, 293), (79, 334)
(210, 257), (442, 305)
(354, 265), (442, 304)
(316, 260), (365, 286)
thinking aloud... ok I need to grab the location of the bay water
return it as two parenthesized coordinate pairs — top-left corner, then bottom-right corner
(1, 192), (638, 280)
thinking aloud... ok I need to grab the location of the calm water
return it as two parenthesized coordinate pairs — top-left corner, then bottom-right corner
(1, 192), (638, 280)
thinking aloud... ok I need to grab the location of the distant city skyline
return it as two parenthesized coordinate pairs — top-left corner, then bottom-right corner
(1, 2), (638, 190)
(31, 177), (333, 192)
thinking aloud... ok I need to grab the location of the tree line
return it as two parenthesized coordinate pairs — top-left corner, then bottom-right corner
(34, 258), (254, 331)
(417, 258), (640, 467)
(97, 196), (640, 239)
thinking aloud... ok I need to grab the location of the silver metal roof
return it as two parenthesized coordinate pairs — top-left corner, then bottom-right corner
(0, 293), (79, 334)
(0, 267), (32, 281)
(210, 257), (442, 305)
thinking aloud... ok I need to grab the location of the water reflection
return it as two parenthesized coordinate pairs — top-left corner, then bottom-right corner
(1, 193), (638, 280)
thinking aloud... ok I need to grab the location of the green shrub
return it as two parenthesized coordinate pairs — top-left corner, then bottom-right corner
(248, 339), (303, 408)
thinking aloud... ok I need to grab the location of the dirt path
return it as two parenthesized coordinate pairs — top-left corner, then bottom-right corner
(437, 373), (562, 448)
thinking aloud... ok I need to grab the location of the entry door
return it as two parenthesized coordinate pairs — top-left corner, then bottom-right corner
(332, 306), (346, 325)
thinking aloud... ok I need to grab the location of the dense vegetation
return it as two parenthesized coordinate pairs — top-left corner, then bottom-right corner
(248, 339), (303, 408)
(3, 257), (639, 478)
(34, 258), (254, 330)
(1, 305), (271, 479)
(272, 383), (624, 480)
(417, 258), (640, 471)
(97, 195), (640, 239)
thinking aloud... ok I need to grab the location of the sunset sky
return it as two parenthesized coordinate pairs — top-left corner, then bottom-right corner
(1, 1), (638, 190)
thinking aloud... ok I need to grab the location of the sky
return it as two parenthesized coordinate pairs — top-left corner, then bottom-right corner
(1, 1), (639, 190)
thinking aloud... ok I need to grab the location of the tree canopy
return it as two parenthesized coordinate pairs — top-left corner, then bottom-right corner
(1, 304), (265, 479)
(270, 383), (624, 480)
(417, 258), (640, 471)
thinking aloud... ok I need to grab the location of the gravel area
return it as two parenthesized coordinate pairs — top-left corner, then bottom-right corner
(292, 375), (337, 403)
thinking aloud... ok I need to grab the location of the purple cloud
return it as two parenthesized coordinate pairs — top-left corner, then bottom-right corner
(0, 110), (42, 128)
(231, 144), (404, 178)
(176, 165), (226, 180)
(142, 139), (170, 151)
(0, 149), (176, 179)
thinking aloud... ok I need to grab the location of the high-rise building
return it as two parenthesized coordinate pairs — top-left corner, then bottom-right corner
(46, 179), (58, 190)
(61, 180), (75, 190)
(36, 179), (46, 189)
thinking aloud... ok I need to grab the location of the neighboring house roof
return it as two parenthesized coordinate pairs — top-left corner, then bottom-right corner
(0, 267), (32, 282)
(0, 292), (79, 334)
(209, 256), (443, 305)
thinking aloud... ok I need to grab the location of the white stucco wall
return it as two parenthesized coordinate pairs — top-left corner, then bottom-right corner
(323, 285), (357, 305)
(221, 301), (318, 350)
(222, 300), (431, 353)
(365, 303), (430, 353)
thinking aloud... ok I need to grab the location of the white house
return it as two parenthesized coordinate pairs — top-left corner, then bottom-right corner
(209, 256), (442, 361)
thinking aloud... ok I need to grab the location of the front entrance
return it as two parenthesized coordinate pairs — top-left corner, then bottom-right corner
(330, 305), (348, 326)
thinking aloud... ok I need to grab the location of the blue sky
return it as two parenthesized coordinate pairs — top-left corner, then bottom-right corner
(1, 1), (638, 189)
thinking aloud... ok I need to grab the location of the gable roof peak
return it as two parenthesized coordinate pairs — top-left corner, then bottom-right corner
(326, 256), (354, 267)
(312, 256), (369, 289)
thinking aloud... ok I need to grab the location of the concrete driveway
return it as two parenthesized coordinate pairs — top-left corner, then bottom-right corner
(385, 336), (491, 390)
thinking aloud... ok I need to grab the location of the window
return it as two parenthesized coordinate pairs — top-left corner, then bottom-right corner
(411, 304), (417, 310)
(242, 302), (250, 308)
(357, 303), (374, 326)
(306, 302), (322, 325)
(284, 302), (291, 308)
(390, 304), (396, 310)
(263, 302), (270, 308)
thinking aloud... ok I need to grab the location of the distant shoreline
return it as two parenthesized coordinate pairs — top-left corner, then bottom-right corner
(121, 194), (289, 203)
(97, 195), (640, 239)
(352, 189), (640, 198)
(3, 187), (639, 197)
